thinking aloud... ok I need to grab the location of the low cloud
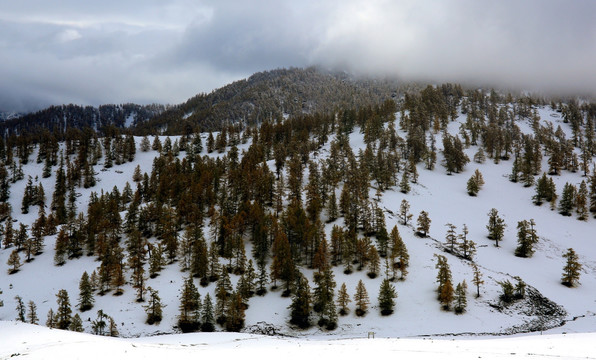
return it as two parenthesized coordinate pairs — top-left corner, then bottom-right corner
(1, 0), (595, 112)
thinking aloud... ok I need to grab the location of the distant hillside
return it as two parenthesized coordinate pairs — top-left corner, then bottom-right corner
(0, 103), (166, 140)
(134, 67), (412, 134)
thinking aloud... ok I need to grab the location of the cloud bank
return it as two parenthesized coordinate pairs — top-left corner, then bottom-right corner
(1, 0), (595, 112)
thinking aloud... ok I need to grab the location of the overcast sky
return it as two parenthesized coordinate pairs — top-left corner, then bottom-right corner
(1, 0), (595, 112)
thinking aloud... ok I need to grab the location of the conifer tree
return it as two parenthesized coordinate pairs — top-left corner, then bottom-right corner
(178, 276), (201, 332)
(416, 210), (431, 237)
(435, 254), (453, 310)
(444, 223), (458, 253)
(514, 219), (538, 258)
(69, 313), (84, 332)
(55, 289), (72, 330)
(576, 180), (588, 221)
(458, 224), (476, 260)
(399, 199), (412, 226)
(289, 275), (312, 328)
(354, 279), (369, 317)
(27, 300), (38, 324)
(15, 295), (25, 322)
(46, 308), (55, 329)
(378, 278), (397, 315)
(453, 281), (467, 314)
(78, 271), (94, 311)
(399, 171), (410, 194)
(91, 310), (108, 335)
(390, 225), (409, 280)
(109, 316), (119, 337)
(561, 248), (582, 287)
(467, 175), (479, 196)
(7, 249), (20, 274)
(486, 208), (506, 247)
(336, 282), (351, 316)
(558, 182), (576, 216)
(145, 287), (163, 325)
(201, 293), (215, 332)
(367, 246), (380, 278)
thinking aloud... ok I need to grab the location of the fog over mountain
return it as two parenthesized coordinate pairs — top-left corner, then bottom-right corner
(1, 0), (595, 112)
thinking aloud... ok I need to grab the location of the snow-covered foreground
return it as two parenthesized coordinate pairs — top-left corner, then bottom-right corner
(1, 321), (595, 360)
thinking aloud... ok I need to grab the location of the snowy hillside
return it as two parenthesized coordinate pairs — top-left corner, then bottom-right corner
(0, 98), (594, 351)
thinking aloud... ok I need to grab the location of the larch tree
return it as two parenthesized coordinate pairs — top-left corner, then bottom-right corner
(445, 223), (458, 253)
(178, 276), (201, 332)
(416, 210), (431, 237)
(561, 248), (582, 287)
(336, 282), (351, 316)
(458, 224), (476, 260)
(435, 254), (454, 310)
(15, 295), (25, 322)
(354, 279), (370, 317)
(69, 314), (84, 332)
(27, 300), (39, 324)
(399, 199), (413, 226)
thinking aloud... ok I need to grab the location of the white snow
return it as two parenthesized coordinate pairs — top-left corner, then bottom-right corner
(0, 104), (595, 356)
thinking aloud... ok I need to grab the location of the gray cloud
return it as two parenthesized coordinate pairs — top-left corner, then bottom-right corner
(1, 0), (596, 112)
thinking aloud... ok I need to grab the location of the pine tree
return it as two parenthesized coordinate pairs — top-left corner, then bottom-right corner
(109, 316), (119, 337)
(467, 176), (479, 196)
(416, 210), (431, 237)
(178, 276), (201, 332)
(354, 280), (369, 317)
(458, 224), (476, 260)
(399, 199), (412, 226)
(289, 275), (312, 328)
(7, 249), (21, 274)
(576, 180), (588, 221)
(390, 225), (409, 280)
(498, 280), (514, 303)
(78, 271), (94, 311)
(69, 314), (84, 332)
(27, 300), (39, 324)
(558, 182), (576, 216)
(444, 223), (458, 253)
(145, 287), (164, 325)
(399, 171), (410, 194)
(453, 281), (467, 314)
(46, 308), (55, 328)
(514, 219), (538, 258)
(201, 293), (215, 332)
(486, 208), (506, 247)
(55, 289), (72, 330)
(561, 248), (582, 287)
(435, 254), (453, 310)
(336, 282), (351, 316)
(15, 295), (26, 322)
(378, 278), (397, 315)
(92, 310), (108, 335)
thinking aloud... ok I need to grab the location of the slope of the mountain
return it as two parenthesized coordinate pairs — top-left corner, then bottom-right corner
(0, 103), (166, 139)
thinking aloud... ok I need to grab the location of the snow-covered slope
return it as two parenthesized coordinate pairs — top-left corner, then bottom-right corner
(0, 104), (594, 345)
